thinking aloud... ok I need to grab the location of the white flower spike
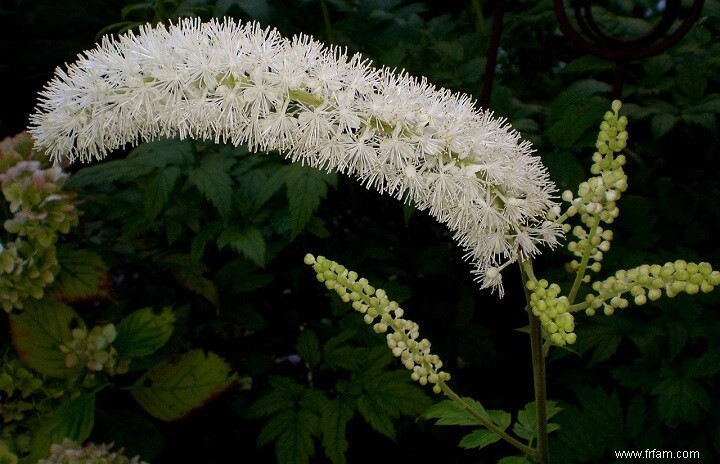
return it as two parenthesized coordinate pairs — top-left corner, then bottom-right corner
(29, 18), (562, 294)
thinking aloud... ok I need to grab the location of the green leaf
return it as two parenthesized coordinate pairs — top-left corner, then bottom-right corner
(66, 160), (153, 188)
(190, 221), (223, 262)
(487, 409), (512, 430)
(127, 138), (194, 168)
(274, 410), (318, 464)
(28, 394), (95, 463)
(458, 429), (501, 450)
(9, 299), (84, 378)
(651, 113), (677, 139)
(283, 164), (337, 239)
(157, 254), (219, 308)
(624, 395), (645, 440)
(53, 248), (110, 303)
(513, 401), (562, 441)
(652, 376), (711, 426)
(497, 457), (532, 464)
(423, 398), (488, 426)
(357, 394), (397, 440)
(144, 166), (182, 220)
(217, 226), (266, 267)
(131, 349), (237, 421)
(115, 307), (175, 359)
(188, 153), (235, 219)
(320, 399), (355, 464)
(296, 329), (322, 368)
(248, 377), (306, 418)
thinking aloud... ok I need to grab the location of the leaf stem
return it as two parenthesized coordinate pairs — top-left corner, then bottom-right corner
(437, 380), (538, 459)
(520, 259), (550, 464)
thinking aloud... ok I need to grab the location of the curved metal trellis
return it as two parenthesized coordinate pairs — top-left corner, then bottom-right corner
(479, 0), (706, 106)
(552, 0), (705, 97)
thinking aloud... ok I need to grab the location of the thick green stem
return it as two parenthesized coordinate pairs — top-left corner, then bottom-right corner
(521, 260), (550, 464)
(438, 381), (538, 459)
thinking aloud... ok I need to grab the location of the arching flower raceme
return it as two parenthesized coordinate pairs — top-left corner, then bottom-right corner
(28, 18), (562, 294)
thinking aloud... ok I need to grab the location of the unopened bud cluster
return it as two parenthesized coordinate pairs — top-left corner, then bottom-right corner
(59, 324), (126, 374)
(585, 260), (720, 316)
(39, 439), (147, 464)
(526, 280), (576, 346)
(560, 101), (628, 278)
(0, 133), (79, 312)
(304, 254), (450, 393)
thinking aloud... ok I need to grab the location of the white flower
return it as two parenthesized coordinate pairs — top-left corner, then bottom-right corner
(29, 18), (562, 294)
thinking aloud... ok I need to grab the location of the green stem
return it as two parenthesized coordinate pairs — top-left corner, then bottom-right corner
(319, 0), (335, 43)
(567, 221), (598, 304)
(438, 381), (538, 459)
(521, 260), (550, 464)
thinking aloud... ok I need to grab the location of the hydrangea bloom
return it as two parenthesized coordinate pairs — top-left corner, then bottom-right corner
(29, 18), (561, 294)
(38, 439), (147, 464)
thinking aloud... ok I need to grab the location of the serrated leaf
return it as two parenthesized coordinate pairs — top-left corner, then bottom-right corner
(144, 166), (181, 220)
(321, 399), (355, 464)
(652, 376), (711, 426)
(158, 254), (219, 308)
(357, 394), (397, 440)
(53, 248), (110, 303)
(247, 377), (306, 418)
(498, 457), (532, 464)
(513, 401), (562, 441)
(28, 394), (95, 463)
(685, 348), (720, 377)
(131, 349), (237, 421)
(10, 299), (84, 378)
(459, 429), (501, 450)
(423, 398), (488, 426)
(625, 395), (645, 439)
(190, 221), (223, 262)
(217, 226), (265, 267)
(188, 153), (235, 219)
(284, 164), (336, 239)
(322, 345), (366, 371)
(296, 330), (321, 368)
(257, 409), (294, 446)
(115, 307), (175, 359)
(360, 370), (431, 418)
(275, 410), (318, 464)
(487, 409), (512, 430)
(66, 160), (153, 188)
(127, 138), (194, 168)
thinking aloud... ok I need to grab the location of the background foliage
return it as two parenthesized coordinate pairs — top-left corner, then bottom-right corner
(1, 0), (719, 462)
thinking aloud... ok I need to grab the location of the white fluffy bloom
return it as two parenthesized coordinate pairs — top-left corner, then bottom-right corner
(28, 18), (562, 294)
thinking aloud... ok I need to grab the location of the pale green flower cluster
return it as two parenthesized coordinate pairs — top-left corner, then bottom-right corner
(304, 254), (450, 393)
(59, 324), (125, 374)
(0, 133), (79, 312)
(39, 439), (147, 464)
(585, 261), (720, 315)
(0, 355), (69, 454)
